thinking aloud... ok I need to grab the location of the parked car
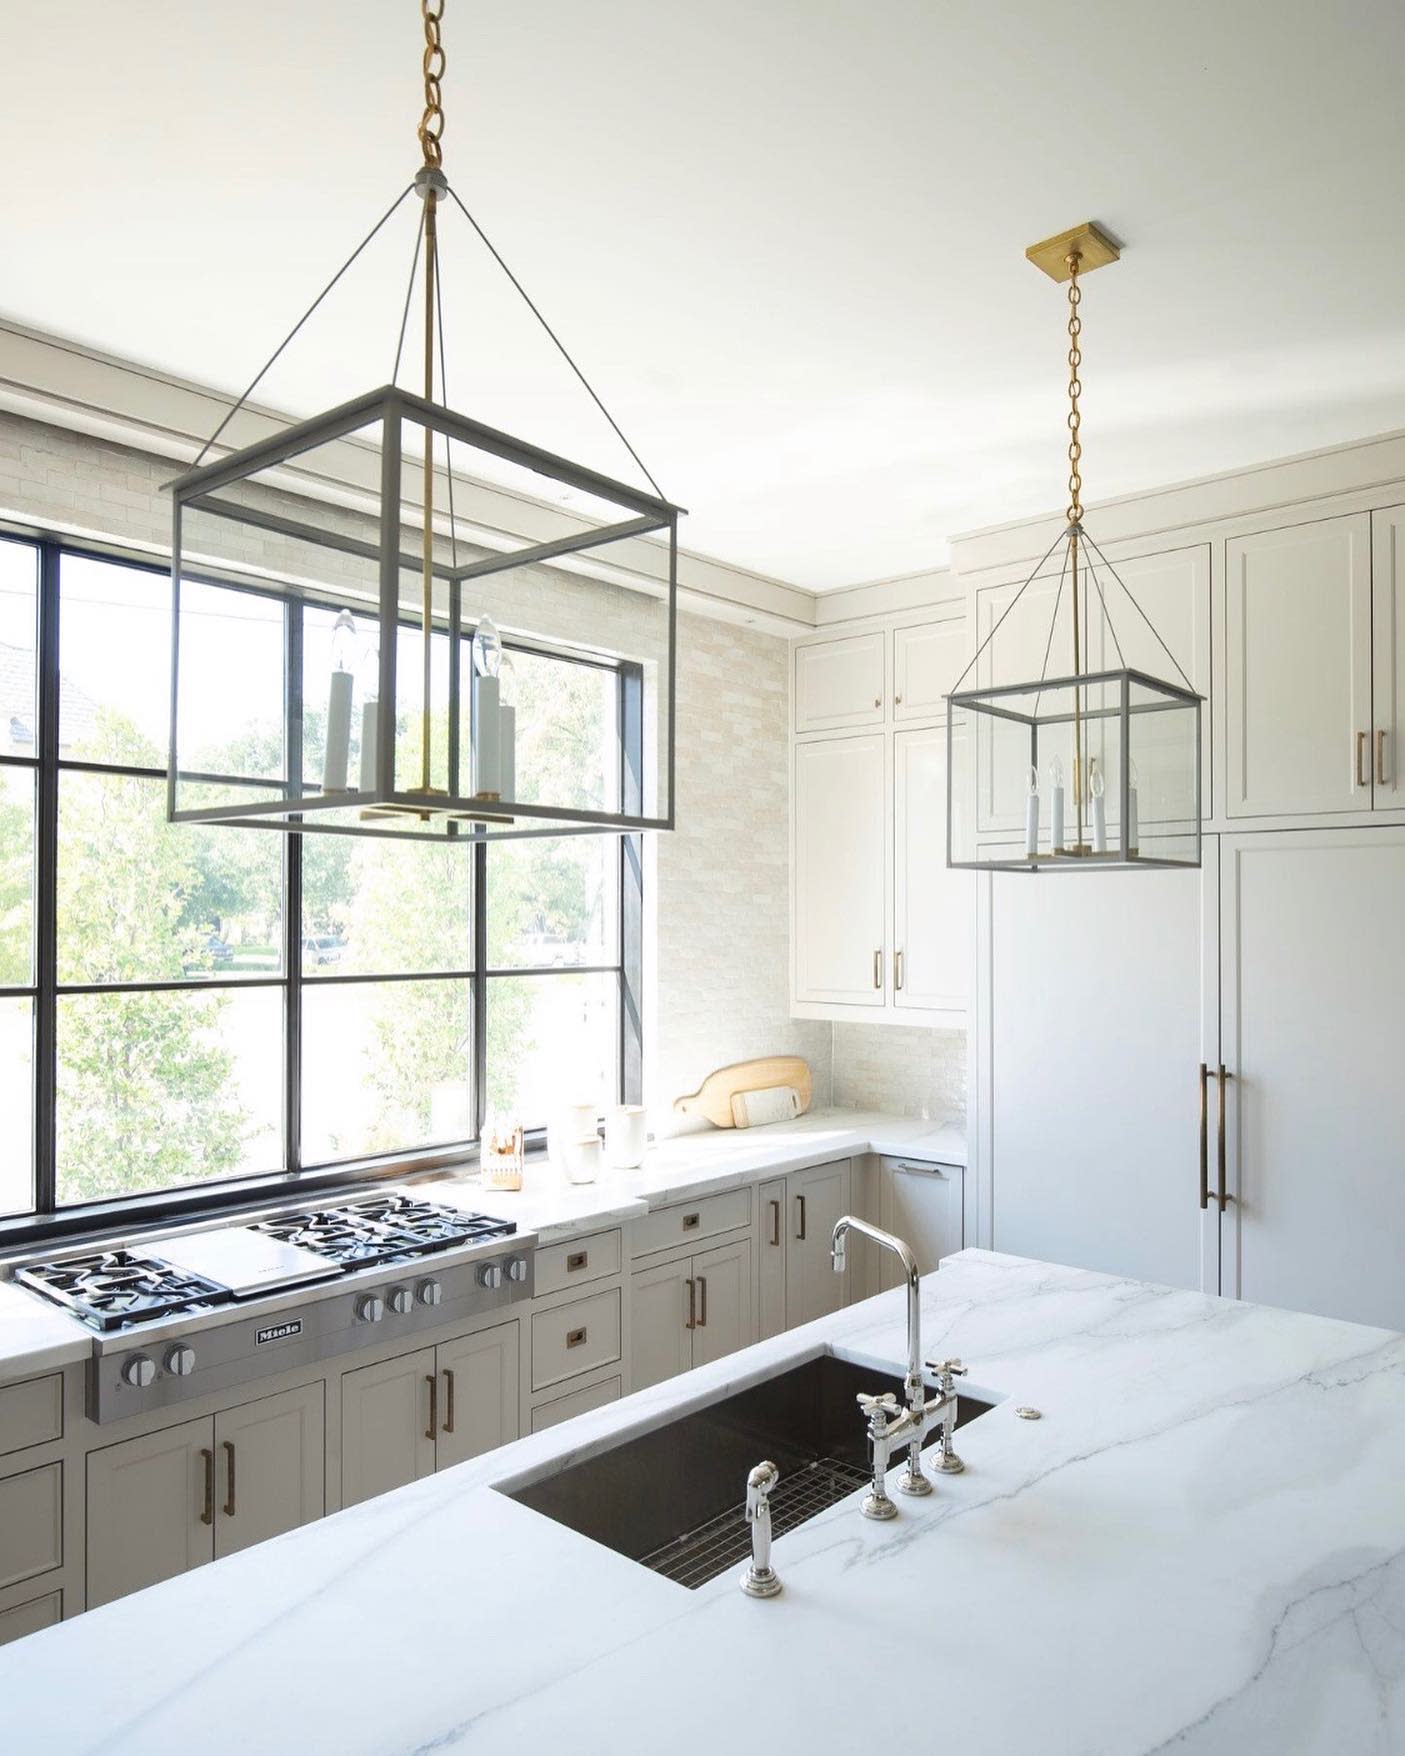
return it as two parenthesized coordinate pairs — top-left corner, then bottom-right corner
(302, 933), (346, 966)
(183, 933), (233, 975)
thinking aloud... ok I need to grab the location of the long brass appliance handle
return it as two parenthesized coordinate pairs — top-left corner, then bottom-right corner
(1216, 1065), (1232, 1214)
(769, 1198), (781, 1248)
(1357, 730), (1369, 787)
(685, 1277), (696, 1331)
(199, 1448), (215, 1527)
(795, 1194), (807, 1242)
(442, 1368), (455, 1435)
(223, 1440), (236, 1518)
(425, 1373), (438, 1442)
(1198, 1062), (1209, 1211)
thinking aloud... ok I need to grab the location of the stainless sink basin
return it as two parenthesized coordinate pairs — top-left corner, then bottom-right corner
(503, 1351), (994, 1588)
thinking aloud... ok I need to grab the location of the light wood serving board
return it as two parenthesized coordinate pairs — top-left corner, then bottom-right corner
(673, 1057), (813, 1129)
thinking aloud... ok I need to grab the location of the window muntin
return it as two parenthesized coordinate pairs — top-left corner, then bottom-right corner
(2, 537), (636, 1232)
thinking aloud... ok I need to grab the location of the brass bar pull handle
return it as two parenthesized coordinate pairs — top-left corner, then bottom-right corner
(769, 1198), (781, 1248)
(566, 1326), (588, 1349)
(1356, 730), (1369, 787)
(566, 1250), (588, 1273)
(895, 950), (904, 992)
(442, 1369), (455, 1435)
(682, 1212), (700, 1232)
(425, 1373), (438, 1442)
(795, 1194), (807, 1241)
(1377, 729), (1389, 786)
(1198, 1062), (1209, 1211)
(698, 1276), (707, 1328)
(222, 1440), (236, 1518)
(1215, 1065), (1232, 1214)
(873, 949), (882, 990)
(685, 1278), (696, 1330)
(199, 1448), (215, 1527)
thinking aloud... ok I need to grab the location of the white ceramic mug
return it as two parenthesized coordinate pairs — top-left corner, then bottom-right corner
(604, 1104), (647, 1169)
(550, 1103), (597, 1172)
(567, 1134), (602, 1185)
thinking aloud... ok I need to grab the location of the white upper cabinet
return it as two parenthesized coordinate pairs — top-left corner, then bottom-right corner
(792, 733), (886, 1007)
(1225, 514), (1372, 818)
(893, 725), (969, 1016)
(793, 631), (885, 732)
(893, 609), (965, 722)
(1371, 506), (1405, 806)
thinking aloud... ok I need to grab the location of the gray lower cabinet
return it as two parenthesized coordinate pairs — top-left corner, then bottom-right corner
(757, 1160), (852, 1338)
(630, 1238), (754, 1392)
(0, 1589), (61, 1647)
(874, 1158), (963, 1288)
(86, 1385), (326, 1610)
(341, 1322), (519, 1506)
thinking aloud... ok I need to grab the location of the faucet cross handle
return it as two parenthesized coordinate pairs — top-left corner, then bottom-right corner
(926, 1358), (967, 1380)
(856, 1390), (900, 1422)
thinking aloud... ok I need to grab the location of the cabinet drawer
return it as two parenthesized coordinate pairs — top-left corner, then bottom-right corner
(534, 1230), (622, 1298)
(632, 1188), (751, 1258)
(0, 1589), (61, 1648)
(0, 1374), (63, 1457)
(0, 1463), (62, 1591)
(531, 1289), (622, 1392)
(530, 1375), (622, 1433)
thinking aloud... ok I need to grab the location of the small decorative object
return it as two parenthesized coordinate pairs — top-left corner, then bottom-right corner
(604, 1104), (647, 1169)
(567, 1134), (602, 1185)
(480, 1115), (524, 1192)
(945, 222), (1202, 872)
(674, 1057), (813, 1130)
(549, 1102), (598, 1172)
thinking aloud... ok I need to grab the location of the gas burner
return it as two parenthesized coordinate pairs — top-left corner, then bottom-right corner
(15, 1249), (232, 1334)
(252, 1194), (514, 1269)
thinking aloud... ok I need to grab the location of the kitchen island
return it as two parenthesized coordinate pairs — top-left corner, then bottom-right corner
(2, 1248), (1401, 1754)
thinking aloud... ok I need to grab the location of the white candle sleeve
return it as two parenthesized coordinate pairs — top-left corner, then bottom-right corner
(359, 699), (379, 792)
(1092, 787), (1107, 853)
(323, 668), (353, 792)
(498, 703), (515, 800)
(473, 674), (501, 797)
(1025, 788), (1039, 858)
(1127, 784), (1139, 855)
(1051, 783), (1064, 852)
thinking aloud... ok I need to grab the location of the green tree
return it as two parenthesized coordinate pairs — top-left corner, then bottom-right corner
(0, 780), (32, 986)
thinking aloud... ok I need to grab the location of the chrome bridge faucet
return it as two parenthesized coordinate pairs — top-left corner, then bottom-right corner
(832, 1216), (968, 1511)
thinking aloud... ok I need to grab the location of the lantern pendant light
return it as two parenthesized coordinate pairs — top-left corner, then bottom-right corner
(167, 0), (680, 844)
(945, 224), (1202, 873)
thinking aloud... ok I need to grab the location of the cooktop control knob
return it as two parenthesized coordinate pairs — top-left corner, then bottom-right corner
(417, 1278), (443, 1307)
(356, 1294), (385, 1324)
(387, 1287), (412, 1316)
(123, 1354), (156, 1389)
(477, 1262), (503, 1291)
(504, 1256), (528, 1285)
(164, 1344), (196, 1377)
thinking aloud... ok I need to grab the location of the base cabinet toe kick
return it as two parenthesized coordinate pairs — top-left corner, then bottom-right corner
(0, 1144), (961, 1634)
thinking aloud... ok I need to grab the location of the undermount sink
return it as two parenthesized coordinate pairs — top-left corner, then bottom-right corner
(503, 1351), (995, 1589)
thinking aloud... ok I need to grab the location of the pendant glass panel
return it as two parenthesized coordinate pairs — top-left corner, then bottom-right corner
(169, 386), (678, 842)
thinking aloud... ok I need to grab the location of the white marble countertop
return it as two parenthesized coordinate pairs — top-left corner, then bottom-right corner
(0, 1109), (962, 1385)
(5, 1248), (1402, 1755)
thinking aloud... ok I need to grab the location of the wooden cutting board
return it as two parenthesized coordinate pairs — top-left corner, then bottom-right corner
(673, 1057), (813, 1130)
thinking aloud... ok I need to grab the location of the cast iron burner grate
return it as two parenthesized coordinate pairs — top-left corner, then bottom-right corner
(639, 1456), (871, 1591)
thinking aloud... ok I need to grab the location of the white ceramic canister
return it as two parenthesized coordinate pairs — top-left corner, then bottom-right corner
(604, 1104), (647, 1169)
(567, 1134), (602, 1185)
(549, 1102), (598, 1173)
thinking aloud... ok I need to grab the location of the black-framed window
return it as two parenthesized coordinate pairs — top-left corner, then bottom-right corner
(0, 533), (641, 1237)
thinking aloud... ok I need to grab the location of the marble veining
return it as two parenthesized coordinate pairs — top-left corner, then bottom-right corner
(2, 1249), (1401, 1755)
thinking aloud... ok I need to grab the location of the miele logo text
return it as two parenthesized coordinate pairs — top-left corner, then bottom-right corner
(255, 1320), (303, 1346)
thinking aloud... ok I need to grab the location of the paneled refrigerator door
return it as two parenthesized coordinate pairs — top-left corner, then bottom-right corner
(980, 838), (1221, 1293)
(1219, 828), (1405, 1330)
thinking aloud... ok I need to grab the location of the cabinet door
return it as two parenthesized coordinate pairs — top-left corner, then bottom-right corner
(86, 1418), (214, 1610)
(877, 1160), (963, 1288)
(793, 734), (886, 1006)
(340, 1347), (437, 1509)
(691, 1238), (753, 1369)
(794, 631), (885, 732)
(985, 849), (1218, 1292)
(893, 726), (971, 1014)
(213, 1384), (324, 1560)
(757, 1177), (787, 1341)
(1371, 506), (1405, 806)
(1221, 829), (1405, 1329)
(893, 610), (964, 722)
(435, 1321), (520, 1472)
(1105, 544), (1211, 812)
(785, 1160), (852, 1329)
(1225, 515), (1372, 818)
(629, 1258), (694, 1392)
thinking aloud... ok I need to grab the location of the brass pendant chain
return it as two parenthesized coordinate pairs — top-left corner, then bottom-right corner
(418, 0), (446, 793)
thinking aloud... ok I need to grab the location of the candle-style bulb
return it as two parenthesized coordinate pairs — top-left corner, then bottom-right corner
(330, 609), (357, 674)
(323, 610), (357, 793)
(472, 616), (502, 679)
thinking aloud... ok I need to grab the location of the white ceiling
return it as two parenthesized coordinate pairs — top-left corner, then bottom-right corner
(5, 1), (1405, 590)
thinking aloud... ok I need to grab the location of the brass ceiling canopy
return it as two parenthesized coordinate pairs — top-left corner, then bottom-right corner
(1025, 221), (1121, 282)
